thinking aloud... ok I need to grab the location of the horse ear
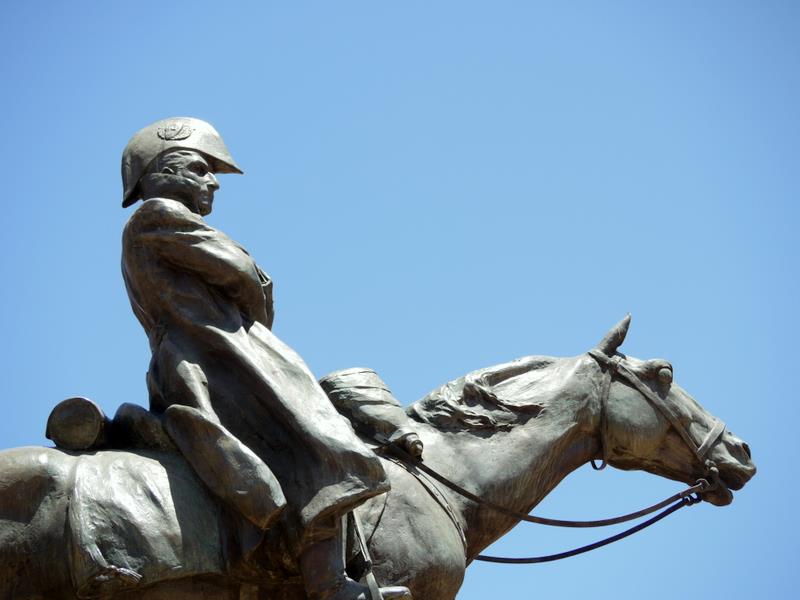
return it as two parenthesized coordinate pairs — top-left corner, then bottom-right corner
(595, 314), (631, 355)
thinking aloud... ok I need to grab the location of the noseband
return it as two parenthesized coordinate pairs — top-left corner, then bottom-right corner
(587, 348), (725, 481)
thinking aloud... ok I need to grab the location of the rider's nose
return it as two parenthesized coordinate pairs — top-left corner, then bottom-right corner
(208, 172), (219, 191)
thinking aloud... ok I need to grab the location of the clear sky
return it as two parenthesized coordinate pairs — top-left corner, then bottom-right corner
(1, 2), (796, 598)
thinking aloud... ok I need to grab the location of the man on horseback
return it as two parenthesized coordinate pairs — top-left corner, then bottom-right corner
(120, 117), (413, 600)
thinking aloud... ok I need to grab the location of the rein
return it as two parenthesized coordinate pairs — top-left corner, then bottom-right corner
(388, 349), (724, 564)
(474, 495), (702, 564)
(389, 442), (713, 564)
(388, 443), (714, 529)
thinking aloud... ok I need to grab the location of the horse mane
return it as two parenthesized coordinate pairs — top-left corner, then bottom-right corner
(407, 355), (559, 432)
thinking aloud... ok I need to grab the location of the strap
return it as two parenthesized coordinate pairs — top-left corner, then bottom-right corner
(386, 444), (707, 528)
(475, 494), (700, 564)
(383, 454), (467, 550)
(351, 510), (384, 600)
(590, 353), (619, 470)
(697, 419), (726, 459)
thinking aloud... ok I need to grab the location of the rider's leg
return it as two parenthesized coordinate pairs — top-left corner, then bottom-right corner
(148, 348), (287, 532)
(163, 403), (286, 530)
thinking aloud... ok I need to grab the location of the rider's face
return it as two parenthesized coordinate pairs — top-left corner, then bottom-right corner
(155, 150), (220, 216)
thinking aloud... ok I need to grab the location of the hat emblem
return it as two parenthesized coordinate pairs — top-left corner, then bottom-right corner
(157, 121), (194, 141)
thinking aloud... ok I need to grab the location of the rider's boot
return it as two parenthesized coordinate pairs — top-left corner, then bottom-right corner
(299, 518), (412, 600)
(299, 531), (369, 600)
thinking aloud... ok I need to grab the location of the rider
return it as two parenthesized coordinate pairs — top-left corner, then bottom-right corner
(121, 117), (412, 600)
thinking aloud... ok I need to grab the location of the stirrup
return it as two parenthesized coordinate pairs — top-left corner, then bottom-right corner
(379, 586), (413, 600)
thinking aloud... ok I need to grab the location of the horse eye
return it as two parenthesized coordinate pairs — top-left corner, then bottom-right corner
(657, 367), (673, 385)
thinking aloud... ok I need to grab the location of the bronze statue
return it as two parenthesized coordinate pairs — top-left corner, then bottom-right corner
(0, 118), (756, 600)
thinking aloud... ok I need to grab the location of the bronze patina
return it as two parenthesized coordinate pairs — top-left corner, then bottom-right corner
(0, 118), (756, 600)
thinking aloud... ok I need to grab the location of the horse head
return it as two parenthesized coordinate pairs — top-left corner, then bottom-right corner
(592, 315), (756, 506)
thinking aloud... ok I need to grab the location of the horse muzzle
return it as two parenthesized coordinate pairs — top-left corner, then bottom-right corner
(699, 455), (756, 506)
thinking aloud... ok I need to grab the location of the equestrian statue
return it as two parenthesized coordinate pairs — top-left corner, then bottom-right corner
(0, 118), (756, 600)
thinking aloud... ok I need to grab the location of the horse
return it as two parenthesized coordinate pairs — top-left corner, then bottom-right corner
(0, 317), (755, 599)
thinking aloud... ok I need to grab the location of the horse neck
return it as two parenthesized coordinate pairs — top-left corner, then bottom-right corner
(421, 356), (601, 558)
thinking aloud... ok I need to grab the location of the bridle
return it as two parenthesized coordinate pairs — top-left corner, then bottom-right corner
(387, 349), (726, 564)
(587, 348), (725, 480)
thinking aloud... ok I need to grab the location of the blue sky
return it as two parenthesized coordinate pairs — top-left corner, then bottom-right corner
(1, 2), (797, 598)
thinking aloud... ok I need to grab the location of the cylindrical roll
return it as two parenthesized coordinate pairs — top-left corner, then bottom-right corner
(45, 397), (109, 451)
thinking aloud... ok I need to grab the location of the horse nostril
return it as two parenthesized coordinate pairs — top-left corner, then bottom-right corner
(742, 443), (751, 460)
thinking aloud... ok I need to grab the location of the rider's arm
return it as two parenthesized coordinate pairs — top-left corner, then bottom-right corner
(125, 198), (271, 328)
